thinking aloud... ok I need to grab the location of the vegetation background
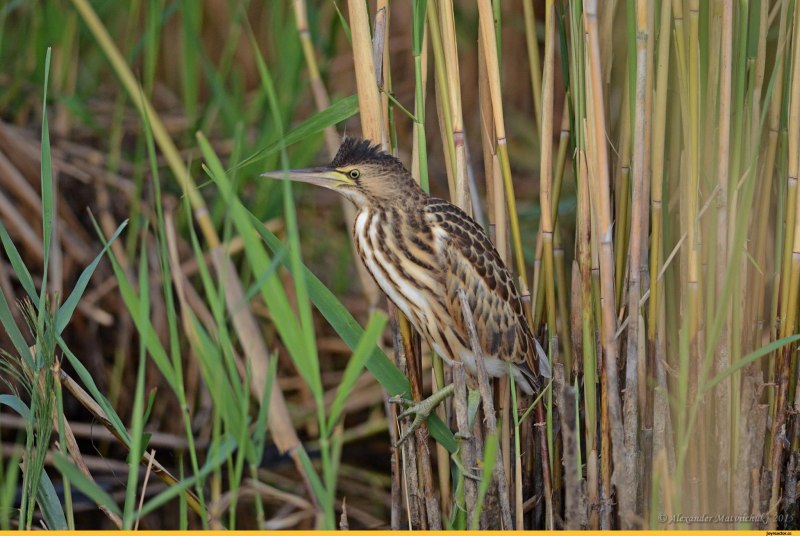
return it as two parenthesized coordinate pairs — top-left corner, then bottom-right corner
(0, 0), (799, 530)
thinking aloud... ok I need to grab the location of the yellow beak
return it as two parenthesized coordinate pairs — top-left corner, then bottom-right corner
(261, 167), (350, 190)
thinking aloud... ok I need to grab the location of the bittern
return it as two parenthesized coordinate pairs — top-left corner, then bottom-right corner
(263, 137), (546, 444)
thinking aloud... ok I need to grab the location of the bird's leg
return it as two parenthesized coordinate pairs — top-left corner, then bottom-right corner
(390, 383), (456, 447)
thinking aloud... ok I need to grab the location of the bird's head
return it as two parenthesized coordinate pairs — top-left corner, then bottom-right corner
(261, 137), (419, 208)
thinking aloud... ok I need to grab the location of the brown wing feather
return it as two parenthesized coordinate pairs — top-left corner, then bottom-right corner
(425, 199), (541, 392)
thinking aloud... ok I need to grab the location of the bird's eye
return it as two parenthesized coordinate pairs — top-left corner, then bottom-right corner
(349, 169), (360, 180)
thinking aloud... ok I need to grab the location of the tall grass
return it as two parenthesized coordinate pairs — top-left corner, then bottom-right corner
(1, 0), (800, 530)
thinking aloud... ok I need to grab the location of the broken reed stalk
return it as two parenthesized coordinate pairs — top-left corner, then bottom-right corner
(388, 310), (423, 529)
(555, 364), (583, 529)
(457, 289), (513, 529)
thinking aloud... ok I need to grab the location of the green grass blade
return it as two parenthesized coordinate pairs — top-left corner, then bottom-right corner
(0, 394), (30, 418)
(471, 427), (501, 530)
(703, 334), (800, 395)
(197, 133), (308, 367)
(234, 94), (358, 171)
(327, 310), (388, 431)
(57, 338), (130, 445)
(36, 469), (67, 530)
(0, 220), (37, 302)
(137, 437), (236, 519)
(249, 351), (278, 465)
(55, 220), (128, 334)
(52, 453), (122, 519)
(90, 214), (178, 393)
(249, 213), (457, 453)
(0, 275), (32, 363)
(38, 47), (53, 319)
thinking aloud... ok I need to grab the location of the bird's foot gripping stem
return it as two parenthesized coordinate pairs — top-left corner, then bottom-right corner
(389, 383), (456, 447)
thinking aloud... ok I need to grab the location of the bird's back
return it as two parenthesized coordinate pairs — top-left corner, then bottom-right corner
(353, 195), (541, 395)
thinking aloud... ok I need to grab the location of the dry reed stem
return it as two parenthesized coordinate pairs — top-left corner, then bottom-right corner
(476, 0), (526, 286)
(346, 0), (385, 147)
(388, 310), (423, 529)
(622, 0), (650, 521)
(457, 289), (513, 529)
(292, 0), (381, 310)
(555, 364), (584, 529)
(713, 0), (733, 506)
(452, 361), (478, 521)
(770, 0), (800, 527)
(576, 146), (599, 528)
(399, 317), (440, 530)
(584, 0), (629, 526)
(753, 0), (789, 343)
(539, 0), (558, 366)
(436, 0), (469, 212)
(533, 102), (571, 329)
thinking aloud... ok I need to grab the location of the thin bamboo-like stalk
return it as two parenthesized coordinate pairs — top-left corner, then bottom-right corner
(476, 0), (527, 290)
(436, 0), (469, 212)
(576, 147), (599, 529)
(292, 0), (381, 311)
(347, 1), (442, 528)
(713, 0), (733, 508)
(539, 0), (557, 388)
(533, 102), (571, 329)
(452, 360), (478, 520)
(622, 0), (650, 520)
(769, 0), (800, 527)
(753, 0), (789, 343)
(644, 0), (671, 522)
(613, 79), (632, 311)
(523, 0), (543, 142)
(584, 0), (630, 526)
(538, 5), (559, 528)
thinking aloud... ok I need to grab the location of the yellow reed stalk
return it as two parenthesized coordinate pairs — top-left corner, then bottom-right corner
(523, 0), (543, 141)
(540, 0), (557, 364)
(712, 0), (733, 506)
(437, 0), (469, 212)
(584, 0), (629, 524)
(613, 76), (631, 312)
(533, 101), (571, 328)
(622, 0), (650, 515)
(770, 2), (800, 527)
(754, 0), (789, 346)
(476, 0), (526, 289)
(292, 0), (381, 309)
(347, 1), (385, 146)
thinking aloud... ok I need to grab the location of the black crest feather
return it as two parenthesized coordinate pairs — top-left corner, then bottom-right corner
(330, 137), (401, 169)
